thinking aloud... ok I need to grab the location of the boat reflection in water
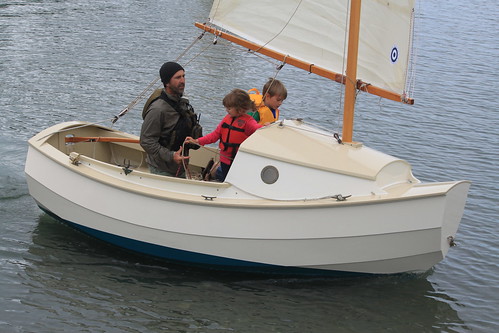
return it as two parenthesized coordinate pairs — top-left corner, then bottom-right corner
(21, 214), (468, 332)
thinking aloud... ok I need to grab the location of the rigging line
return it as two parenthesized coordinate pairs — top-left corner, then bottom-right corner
(181, 35), (216, 67)
(209, 0), (222, 25)
(180, 142), (193, 179)
(176, 30), (206, 62)
(404, 7), (417, 101)
(111, 31), (207, 125)
(336, 0), (351, 136)
(262, 56), (287, 102)
(248, 48), (280, 66)
(185, 140), (240, 162)
(215, 36), (278, 67)
(273, 120), (342, 141)
(112, 78), (160, 124)
(197, 32), (282, 82)
(251, 0), (304, 54)
(203, 33), (284, 79)
(377, 95), (385, 115)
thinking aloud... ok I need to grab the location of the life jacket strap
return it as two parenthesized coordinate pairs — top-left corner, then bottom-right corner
(221, 122), (245, 132)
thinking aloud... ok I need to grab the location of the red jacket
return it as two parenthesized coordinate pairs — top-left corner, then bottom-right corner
(198, 114), (262, 165)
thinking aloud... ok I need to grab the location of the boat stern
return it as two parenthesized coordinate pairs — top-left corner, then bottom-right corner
(440, 180), (471, 255)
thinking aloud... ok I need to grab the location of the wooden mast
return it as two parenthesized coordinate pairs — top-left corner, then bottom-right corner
(342, 0), (362, 143)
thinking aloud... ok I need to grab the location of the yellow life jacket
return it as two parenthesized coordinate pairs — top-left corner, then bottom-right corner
(247, 88), (279, 124)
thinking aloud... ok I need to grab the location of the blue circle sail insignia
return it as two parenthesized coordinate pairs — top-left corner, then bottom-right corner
(390, 46), (399, 63)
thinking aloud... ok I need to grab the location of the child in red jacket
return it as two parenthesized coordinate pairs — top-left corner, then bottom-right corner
(185, 89), (262, 181)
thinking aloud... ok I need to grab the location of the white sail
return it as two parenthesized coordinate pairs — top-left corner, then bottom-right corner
(208, 0), (415, 96)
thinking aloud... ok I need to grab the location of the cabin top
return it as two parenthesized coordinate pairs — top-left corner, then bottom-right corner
(239, 119), (408, 180)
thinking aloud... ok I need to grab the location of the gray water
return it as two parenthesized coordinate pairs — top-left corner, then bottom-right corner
(1, 0), (498, 332)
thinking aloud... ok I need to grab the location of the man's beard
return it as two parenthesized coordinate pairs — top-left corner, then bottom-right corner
(169, 83), (185, 97)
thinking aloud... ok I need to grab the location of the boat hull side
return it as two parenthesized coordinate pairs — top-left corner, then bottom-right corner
(38, 205), (370, 277)
(24, 176), (452, 275)
(36, 201), (445, 276)
(25, 142), (469, 275)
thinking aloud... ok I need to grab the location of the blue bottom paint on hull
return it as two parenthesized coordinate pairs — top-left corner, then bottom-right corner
(39, 206), (364, 277)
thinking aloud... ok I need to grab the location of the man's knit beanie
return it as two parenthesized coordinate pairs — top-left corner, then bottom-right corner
(159, 62), (184, 84)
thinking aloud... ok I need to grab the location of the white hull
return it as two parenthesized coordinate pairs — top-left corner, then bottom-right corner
(25, 121), (470, 275)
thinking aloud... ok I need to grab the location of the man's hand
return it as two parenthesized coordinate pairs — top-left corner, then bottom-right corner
(173, 146), (190, 165)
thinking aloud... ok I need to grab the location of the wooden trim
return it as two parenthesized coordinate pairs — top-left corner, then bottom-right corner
(342, 0), (362, 143)
(194, 22), (414, 105)
(65, 137), (140, 143)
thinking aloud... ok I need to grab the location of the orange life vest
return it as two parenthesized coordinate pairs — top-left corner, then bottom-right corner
(220, 114), (252, 163)
(248, 88), (279, 124)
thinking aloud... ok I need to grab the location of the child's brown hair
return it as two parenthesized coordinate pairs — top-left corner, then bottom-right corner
(262, 78), (287, 99)
(223, 89), (257, 114)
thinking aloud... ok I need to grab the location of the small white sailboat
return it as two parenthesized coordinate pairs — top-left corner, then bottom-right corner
(25, 0), (470, 275)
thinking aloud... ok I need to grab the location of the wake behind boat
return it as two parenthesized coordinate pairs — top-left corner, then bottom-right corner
(25, 0), (470, 275)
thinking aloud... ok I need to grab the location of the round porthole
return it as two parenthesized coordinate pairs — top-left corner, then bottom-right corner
(261, 165), (279, 184)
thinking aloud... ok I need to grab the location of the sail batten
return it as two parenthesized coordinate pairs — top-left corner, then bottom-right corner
(204, 0), (416, 102)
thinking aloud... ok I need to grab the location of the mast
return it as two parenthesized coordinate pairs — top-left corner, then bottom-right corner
(195, 0), (415, 135)
(342, 0), (362, 143)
